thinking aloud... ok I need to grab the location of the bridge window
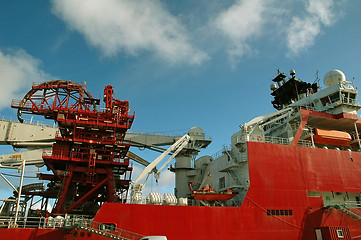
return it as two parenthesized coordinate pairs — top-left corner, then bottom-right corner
(329, 92), (340, 103)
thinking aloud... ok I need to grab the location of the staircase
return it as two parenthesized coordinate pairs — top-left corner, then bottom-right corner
(329, 203), (361, 222)
(338, 206), (361, 221)
(77, 219), (144, 240)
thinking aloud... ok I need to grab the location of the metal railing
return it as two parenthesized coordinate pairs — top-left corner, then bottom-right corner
(0, 215), (88, 229)
(264, 136), (290, 145)
(325, 200), (361, 209)
(79, 219), (144, 240)
(212, 145), (231, 159)
(42, 149), (130, 165)
(0, 215), (143, 240)
(264, 136), (312, 147)
(326, 200), (361, 222)
(0, 115), (56, 127)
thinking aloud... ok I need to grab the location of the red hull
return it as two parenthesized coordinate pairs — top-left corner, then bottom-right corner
(0, 228), (67, 240)
(91, 142), (361, 239)
(2, 142), (361, 239)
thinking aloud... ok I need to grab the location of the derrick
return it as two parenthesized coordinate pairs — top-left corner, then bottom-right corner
(11, 80), (134, 215)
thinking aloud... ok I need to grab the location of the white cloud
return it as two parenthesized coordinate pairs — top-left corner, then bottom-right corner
(306, 0), (335, 26)
(286, 0), (337, 55)
(214, 0), (342, 62)
(214, 0), (270, 63)
(51, 0), (208, 65)
(0, 49), (51, 109)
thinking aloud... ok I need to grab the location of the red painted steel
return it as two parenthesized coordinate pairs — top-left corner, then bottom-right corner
(3, 82), (361, 239)
(11, 80), (134, 214)
(317, 226), (352, 240)
(1, 142), (361, 239)
(0, 228), (67, 240)
(89, 142), (361, 240)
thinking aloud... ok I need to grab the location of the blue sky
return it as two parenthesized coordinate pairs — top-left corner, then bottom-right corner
(0, 0), (361, 199)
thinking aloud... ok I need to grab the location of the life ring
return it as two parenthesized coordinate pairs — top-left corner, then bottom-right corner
(257, 136), (263, 142)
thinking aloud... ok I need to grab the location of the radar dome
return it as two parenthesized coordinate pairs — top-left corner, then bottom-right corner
(323, 69), (346, 87)
(188, 127), (205, 137)
(270, 83), (278, 91)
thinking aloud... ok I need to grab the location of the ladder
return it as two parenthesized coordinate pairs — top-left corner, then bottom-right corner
(77, 219), (144, 240)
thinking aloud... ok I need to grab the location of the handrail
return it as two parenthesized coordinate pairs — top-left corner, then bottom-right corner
(0, 215), (144, 239)
(79, 219), (144, 240)
(0, 115), (56, 127)
(326, 200), (361, 209)
(42, 149), (129, 164)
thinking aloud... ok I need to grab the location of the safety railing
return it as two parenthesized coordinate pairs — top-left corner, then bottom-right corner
(42, 149), (130, 165)
(0, 215), (90, 229)
(264, 136), (290, 145)
(326, 200), (361, 222)
(264, 136), (312, 147)
(55, 129), (132, 147)
(0, 114), (56, 127)
(212, 145), (231, 160)
(325, 200), (361, 209)
(78, 219), (144, 240)
(57, 111), (134, 129)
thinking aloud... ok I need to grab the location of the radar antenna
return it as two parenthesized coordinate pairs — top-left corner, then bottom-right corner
(313, 70), (320, 89)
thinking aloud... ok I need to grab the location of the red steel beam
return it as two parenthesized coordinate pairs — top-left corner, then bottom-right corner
(64, 177), (108, 214)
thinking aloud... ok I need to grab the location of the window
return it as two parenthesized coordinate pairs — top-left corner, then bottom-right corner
(320, 97), (330, 106)
(315, 229), (323, 240)
(336, 229), (344, 238)
(219, 177), (225, 189)
(329, 92), (340, 103)
(266, 209), (293, 216)
(99, 223), (116, 232)
(349, 93), (356, 104)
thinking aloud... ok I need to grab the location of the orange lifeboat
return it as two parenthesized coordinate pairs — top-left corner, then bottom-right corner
(191, 189), (237, 201)
(188, 181), (237, 202)
(311, 128), (351, 146)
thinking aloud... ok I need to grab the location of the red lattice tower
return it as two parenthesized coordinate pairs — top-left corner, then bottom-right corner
(12, 80), (134, 215)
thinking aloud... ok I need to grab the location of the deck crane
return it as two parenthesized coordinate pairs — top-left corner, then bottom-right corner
(131, 134), (191, 204)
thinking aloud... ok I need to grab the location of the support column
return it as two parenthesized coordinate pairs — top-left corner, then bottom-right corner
(174, 154), (193, 198)
(354, 122), (361, 150)
(14, 159), (25, 227)
(292, 109), (310, 146)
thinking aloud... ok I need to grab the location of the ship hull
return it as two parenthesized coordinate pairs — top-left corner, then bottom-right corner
(93, 141), (361, 239)
(0, 228), (67, 240)
(1, 141), (361, 239)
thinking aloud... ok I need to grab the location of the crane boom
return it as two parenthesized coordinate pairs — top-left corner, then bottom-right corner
(131, 133), (191, 203)
(133, 134), (190, 185)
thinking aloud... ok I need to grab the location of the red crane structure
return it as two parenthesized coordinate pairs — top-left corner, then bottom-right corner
(11, 80), (134, 215)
